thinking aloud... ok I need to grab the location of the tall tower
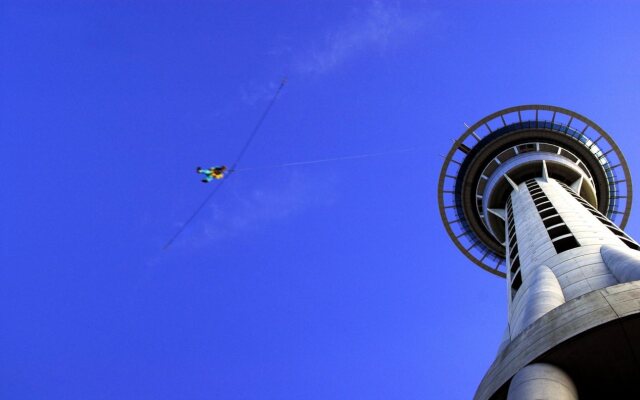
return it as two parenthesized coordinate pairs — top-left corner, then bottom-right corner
(439, 105), (640, 399)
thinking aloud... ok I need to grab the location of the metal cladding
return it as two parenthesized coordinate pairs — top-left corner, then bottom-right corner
(438, 105), (640, 399)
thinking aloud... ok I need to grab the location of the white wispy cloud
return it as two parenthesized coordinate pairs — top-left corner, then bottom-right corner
(240, 80), (281, 106)
(240, 1), (439, 104)
(184, 170), (337, 247)
(295, 1), (437, 75)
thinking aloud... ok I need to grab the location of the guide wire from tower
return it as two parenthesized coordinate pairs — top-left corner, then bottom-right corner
(230, 147), (421, 173)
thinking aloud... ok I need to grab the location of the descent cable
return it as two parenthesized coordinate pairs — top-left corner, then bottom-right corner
(232, 147), (421, 173)
(163, 78), (287, 250)
(229, 79), (287, 172)
(163, 179), (228, 250)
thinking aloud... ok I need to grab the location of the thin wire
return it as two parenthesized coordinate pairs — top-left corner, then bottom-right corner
(163, 78), (287, 250)
(233, 147), (421, 172)
(163, 179), (227, 250)
(230, 79), (287, 172)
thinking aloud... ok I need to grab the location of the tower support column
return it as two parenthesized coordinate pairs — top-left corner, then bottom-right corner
(507, 363), (578, 400)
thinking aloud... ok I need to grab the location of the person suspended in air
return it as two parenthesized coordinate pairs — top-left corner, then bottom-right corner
(197, 166), (227, 182)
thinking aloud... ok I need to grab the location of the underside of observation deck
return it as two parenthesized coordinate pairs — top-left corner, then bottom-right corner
(438, 105), (632, 277)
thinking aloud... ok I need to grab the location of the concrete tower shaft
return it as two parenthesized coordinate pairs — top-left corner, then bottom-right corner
(438, 105), (640, 399)
(505, 177), (639, 338)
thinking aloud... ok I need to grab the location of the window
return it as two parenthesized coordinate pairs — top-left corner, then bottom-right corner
(548, 224), (571, 239)
(528, 181), (581, 254)
(620, 238), (640, 251)
(558, 182), (640, 252)
(510, 257), (520, 274)
(539, 208), (556, 220)
(511, 271), (522, 299)
(506, 197), (521, 282)
(542, 215), (563, 228)
(552, 235), (580, 253)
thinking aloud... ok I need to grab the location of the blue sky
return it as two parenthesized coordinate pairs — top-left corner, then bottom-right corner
(3, 1), (640, 399)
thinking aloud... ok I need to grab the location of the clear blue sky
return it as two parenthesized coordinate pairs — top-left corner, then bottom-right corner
(3, 1), (640, 399)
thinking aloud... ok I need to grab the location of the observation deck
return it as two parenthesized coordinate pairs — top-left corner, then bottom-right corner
(438, 105), (632, 277)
